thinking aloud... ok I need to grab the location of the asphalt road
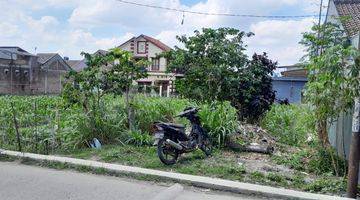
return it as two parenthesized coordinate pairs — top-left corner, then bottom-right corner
(0, 162), (265, 200)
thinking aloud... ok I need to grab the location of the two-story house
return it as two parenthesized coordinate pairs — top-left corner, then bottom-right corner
(118, 34), (181, 96)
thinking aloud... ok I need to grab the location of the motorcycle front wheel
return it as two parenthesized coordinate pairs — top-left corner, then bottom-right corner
(200, 137), (212, 157)
(157, 138), (179, 165)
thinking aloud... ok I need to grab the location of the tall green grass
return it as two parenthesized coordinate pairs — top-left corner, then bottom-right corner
(198, 101), (239, 146)
(261, 104), (316, 146)
(0, 95), (239, 152)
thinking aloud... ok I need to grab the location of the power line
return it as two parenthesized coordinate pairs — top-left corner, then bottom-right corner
(116, 0), (324, 19)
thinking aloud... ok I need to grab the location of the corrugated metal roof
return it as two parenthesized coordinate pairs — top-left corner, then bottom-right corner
(272, 77), (308, 82)
(0, 47), (35, 57)
(66, 59), (88, 72)
(37, 53), (57, 64)
(0, 51), (12, 60)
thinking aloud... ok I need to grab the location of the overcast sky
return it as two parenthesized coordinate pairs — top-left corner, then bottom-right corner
(0, 0), (322, 65)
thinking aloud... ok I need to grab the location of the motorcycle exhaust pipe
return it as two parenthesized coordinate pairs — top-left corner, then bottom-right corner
(166, 139), (183, 151)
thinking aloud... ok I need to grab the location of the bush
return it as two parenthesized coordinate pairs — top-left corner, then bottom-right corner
(132, 97), (239, 146)
(307, 147), (347, 176)
(272, 146), (347, 176)
(125, 130), (152, 146)
(261, 104), (316, 146)
(0, 95), (128, 151)
(198, 101), (239, 146)
(0, 95), (240, 151)
(132, 96), (191, 133)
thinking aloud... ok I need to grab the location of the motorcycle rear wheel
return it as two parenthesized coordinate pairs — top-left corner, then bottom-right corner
(157, 138), (179, 165)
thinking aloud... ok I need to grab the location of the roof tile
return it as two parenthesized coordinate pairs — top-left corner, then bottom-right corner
(334, 0), (360, 37)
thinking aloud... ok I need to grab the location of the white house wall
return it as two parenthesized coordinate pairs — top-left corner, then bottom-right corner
(119, 37), (167, 72)
(352, 34), (359, 48)
(326, 0), (342, 27)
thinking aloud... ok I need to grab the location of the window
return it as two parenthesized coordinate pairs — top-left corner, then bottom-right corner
(151, 58), (160, 71)
(137, 41), (146, 54)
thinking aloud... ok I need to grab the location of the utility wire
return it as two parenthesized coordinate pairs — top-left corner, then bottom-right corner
(116, 0), (324, 19)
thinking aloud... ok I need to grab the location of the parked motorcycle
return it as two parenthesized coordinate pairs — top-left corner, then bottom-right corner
(153, 107), (212, 165)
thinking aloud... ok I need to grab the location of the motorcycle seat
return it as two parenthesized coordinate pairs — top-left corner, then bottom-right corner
(164, 123), (185, 129)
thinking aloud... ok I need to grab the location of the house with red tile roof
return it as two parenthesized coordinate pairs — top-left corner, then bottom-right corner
(118, 34), (181, 96)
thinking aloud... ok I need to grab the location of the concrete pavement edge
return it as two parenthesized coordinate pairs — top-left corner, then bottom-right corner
(0, 149), (352, 200)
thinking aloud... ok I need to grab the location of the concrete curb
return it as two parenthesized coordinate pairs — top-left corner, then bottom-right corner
(0, 149), (352, 200)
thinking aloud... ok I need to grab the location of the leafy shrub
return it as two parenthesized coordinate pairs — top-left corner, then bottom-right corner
(0, 95), (128, 151)
(132, 96), (191, 133)
(261, 104), (316, 146)
(0, 95), (240, 150)
(272, 146), (347, 176)
(198, 101), (239, 146)
(132, 97), (239, 146)
(125, 130), (152, 146)
(165, 28), (277, 122)
(307, 147), (347, 176)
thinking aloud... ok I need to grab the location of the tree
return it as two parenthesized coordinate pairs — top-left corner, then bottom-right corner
(301, 22), (360, 147)
(233, 53), (276, 121)
(62, 48), (148, 141)
(62, 52), (109, 143)
(104, 48), (148, 131)
(300, 22), (349, 60)
(62, 52), (107, 113)
(165, 27), (276, 121)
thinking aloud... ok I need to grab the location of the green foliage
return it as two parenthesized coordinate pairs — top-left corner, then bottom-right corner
(272, 146), (347, 176)
(261, 104), (316, 146)
(272, 150), (311, 172)
(307, 147), (347, 176)
(304, 44), (360, 122)
(61, 48), (150, 147)
(165, 27), (251, 101)
(132, 96), (191, 133)
(0, 95), (239, 150)
(198, 101), (239, 146)
(132, 97), (239, 146)
(234, 53), (277, 121)
(267, 173), (286, 184)
(104, 48), (148, 95)
(0, 95), (129, 152)
(165, 27), (276, 121)
(62, 52), (107, 111)
(300, 22), (349, 60)
(125, 130), (152, 146)
(305, 177), (346, 194)
(301, 22), (360, 146)
(250, 171), (266, 182)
